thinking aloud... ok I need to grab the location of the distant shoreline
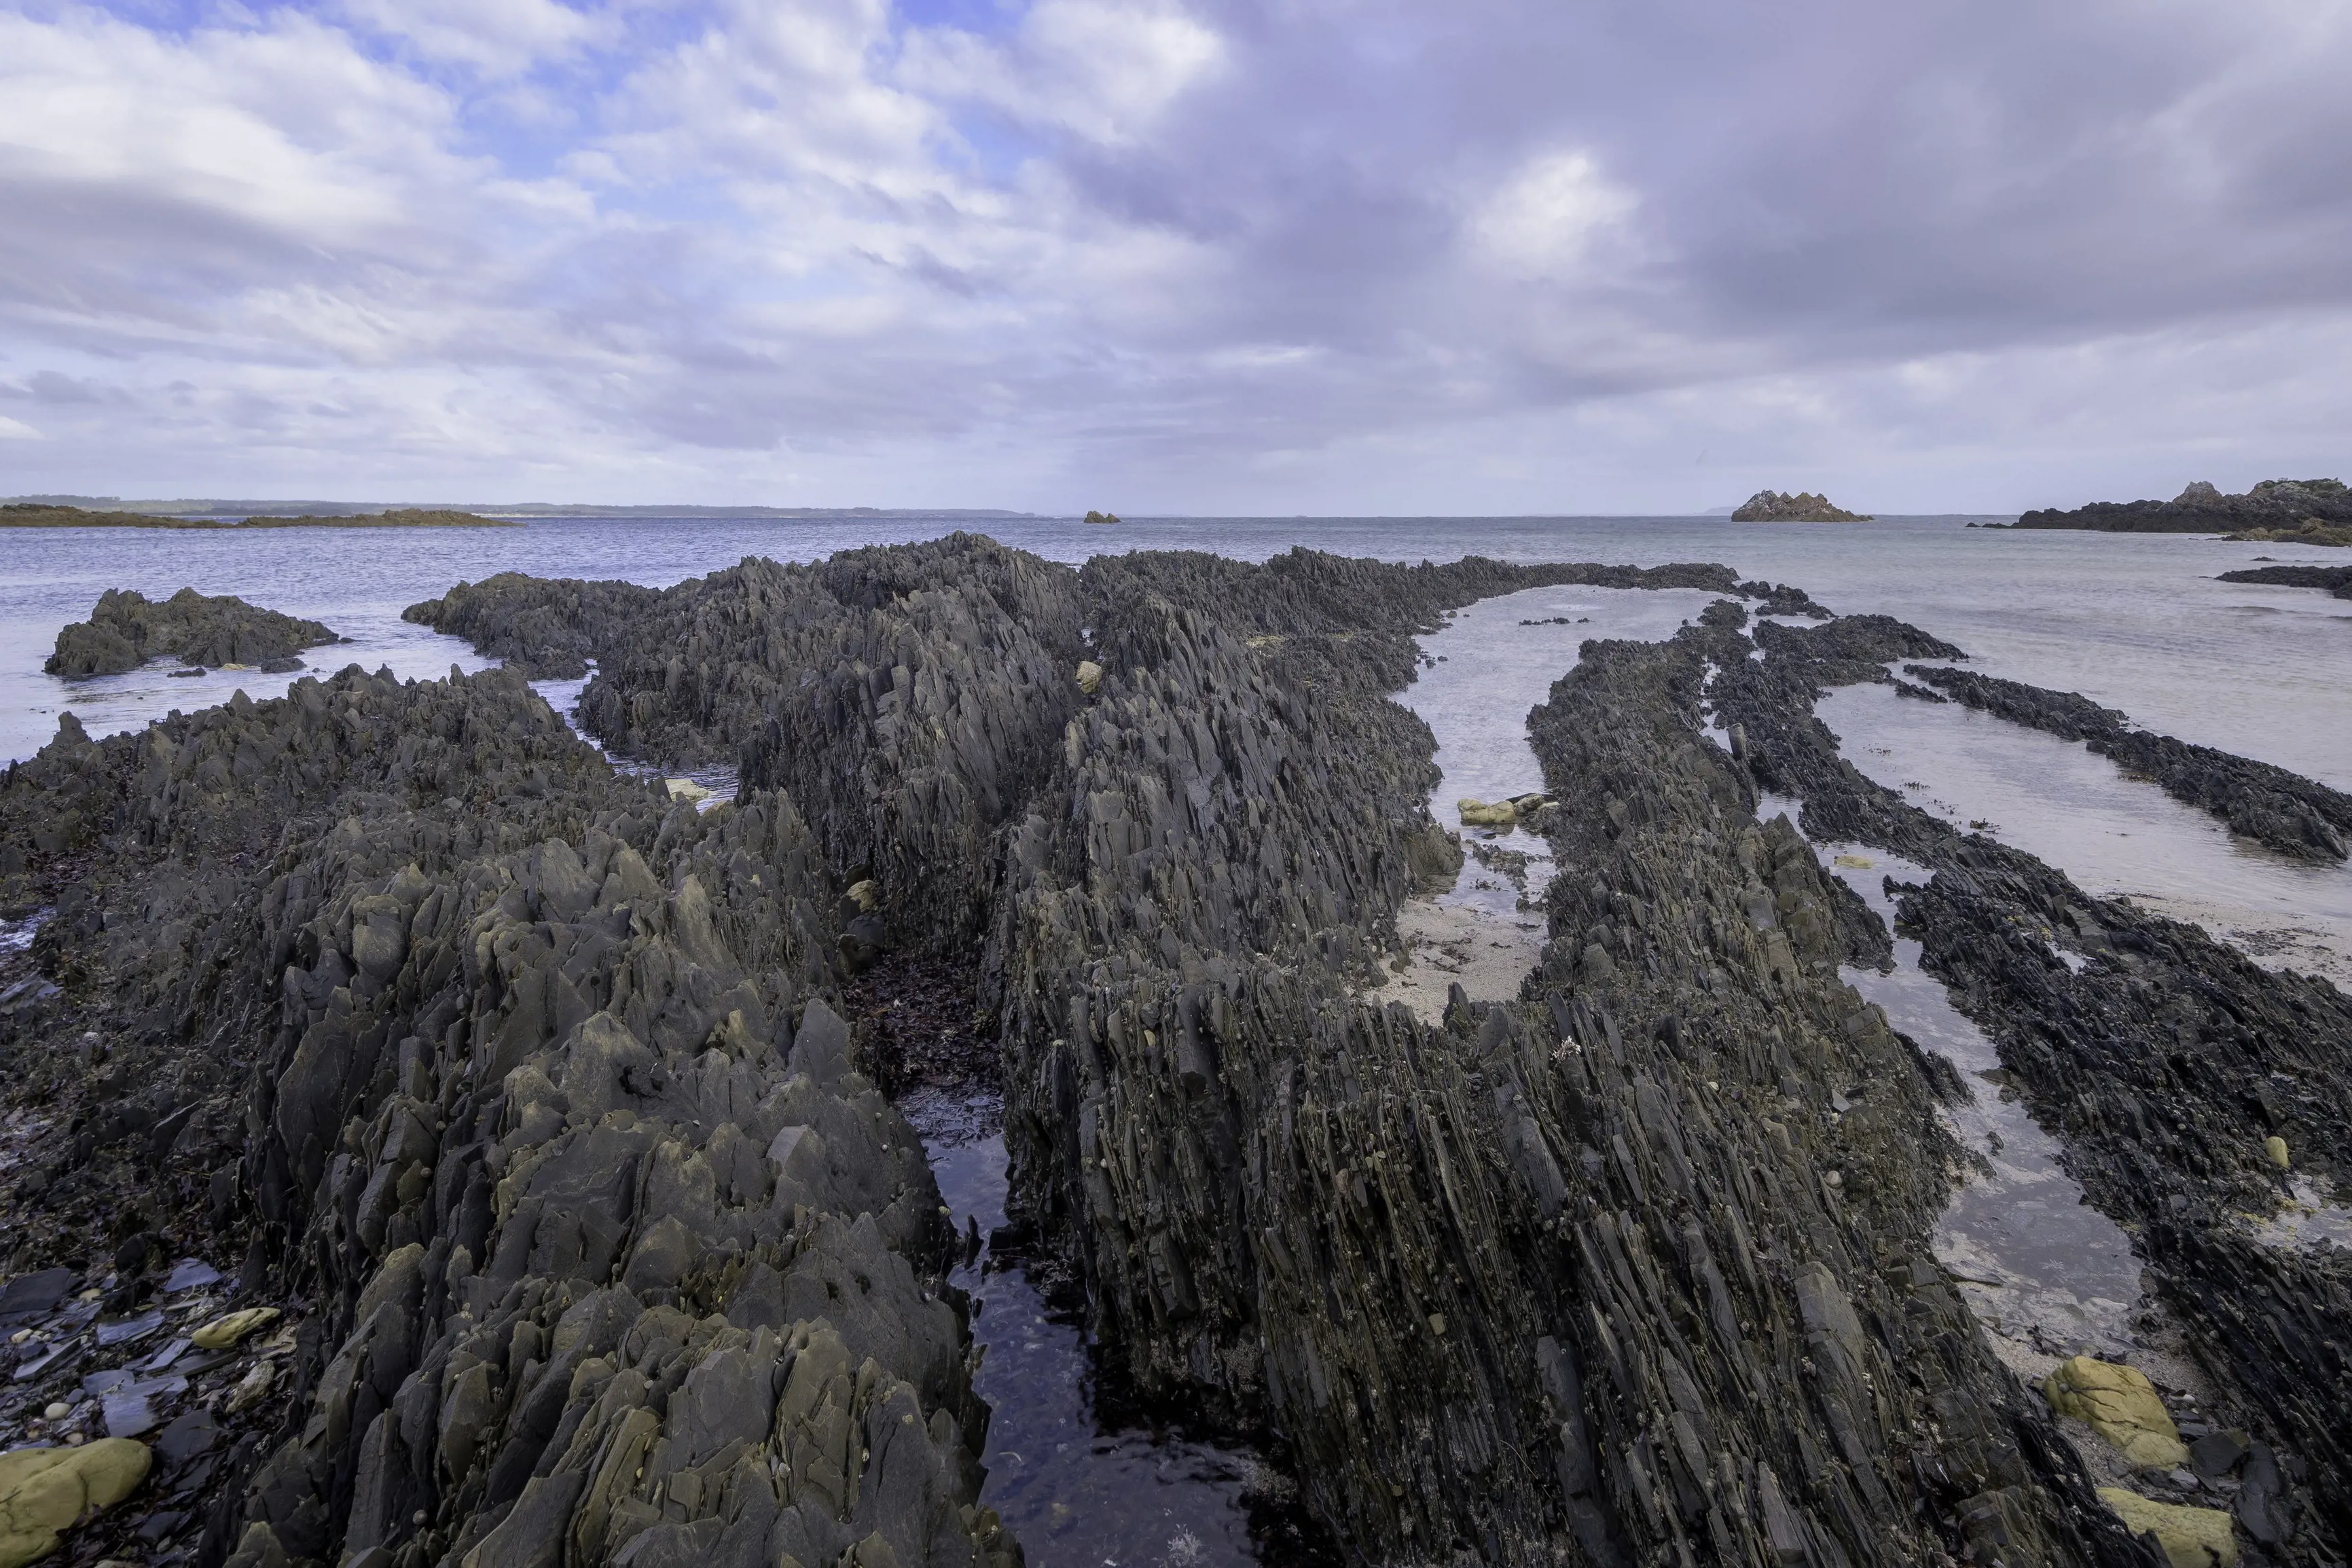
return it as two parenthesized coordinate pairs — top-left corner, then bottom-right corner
(1, 505), (519, 530)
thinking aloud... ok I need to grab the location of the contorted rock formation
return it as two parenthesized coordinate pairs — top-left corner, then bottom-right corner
(16, 532), (2349, 1567)
(46, 587), (340, 676)
(2016, 477), (2352, 533)
(1731, 491), (1872, 522)
(979, 554), (2154, 1564)
(0, 663), (1010, 1568)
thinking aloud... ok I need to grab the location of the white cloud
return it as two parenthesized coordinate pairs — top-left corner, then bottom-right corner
(899, 0), (1225, 145)
(0, 414), (41, 440)
(1470, 149), (1639, 280)
(0, 0), (2349, 512)
(336, 0), (605, 76)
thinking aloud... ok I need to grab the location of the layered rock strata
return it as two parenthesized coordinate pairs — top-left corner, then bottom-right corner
(981, 559), (2155, 1563)
(46, 587), (341, 678)
(10, 533), (2347, 1568)
(1709, 607), (2352, 1561)
(0, 663), (1009, 1568)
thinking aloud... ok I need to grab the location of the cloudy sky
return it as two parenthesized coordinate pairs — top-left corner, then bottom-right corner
(1, 0), (2348, 513)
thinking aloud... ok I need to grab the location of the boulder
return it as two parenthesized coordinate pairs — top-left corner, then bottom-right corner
(1457, 797), (1516, 827)
(0, 1438), (152, 1568)
(2044, 1358), (2191, 1471)
(2095, 1489), (2239, 1568)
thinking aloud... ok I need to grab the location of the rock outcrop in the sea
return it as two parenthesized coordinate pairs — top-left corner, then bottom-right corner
(0, 663), (1010, 1568)
(45, 587), (340, 677)
(1898, 664), (2352, 862)
(1731, 490), (1872, 522)
(1082, 511), (1120, 526)
(2218, 563), (2352, 596)
(2016, 477), (2352, 534)
(401, 574), (664, 680)
(1709, 609), (2352, 1561)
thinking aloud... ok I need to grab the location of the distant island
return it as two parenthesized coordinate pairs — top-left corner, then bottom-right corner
(2014, 478), (2352, 544)
(1083, 510), (1121, 525)
(2, 503), (513, 530)
(5, 495), (1039, 522)
(1731, 490), (1872, 522)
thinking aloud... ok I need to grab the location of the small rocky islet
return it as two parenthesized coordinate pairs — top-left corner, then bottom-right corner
(1730, 492), (1873, 522)
(45, 588), (346, 679)
(0, 534), (2345, 1567)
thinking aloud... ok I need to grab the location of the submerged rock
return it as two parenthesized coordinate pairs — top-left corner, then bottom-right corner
(45, 587), (339, 677)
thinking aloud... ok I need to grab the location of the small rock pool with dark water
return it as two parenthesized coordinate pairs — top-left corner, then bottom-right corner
(896, 1088), (1330, 1568)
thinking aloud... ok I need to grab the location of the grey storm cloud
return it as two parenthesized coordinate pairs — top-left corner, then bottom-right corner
(0, 0), (2346, 511)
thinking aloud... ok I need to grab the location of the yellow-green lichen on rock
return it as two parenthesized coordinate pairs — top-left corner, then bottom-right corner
(2096, 1489), (2239, 1568)
(189, 1305), (280, 1351)
(0, 1438), (151, 1568)
(2044, 1355), (2189, 1470)
(1457, 797), (1516, 827)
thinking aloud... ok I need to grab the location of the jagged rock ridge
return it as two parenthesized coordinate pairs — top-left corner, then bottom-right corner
(46, 587), (342, 678)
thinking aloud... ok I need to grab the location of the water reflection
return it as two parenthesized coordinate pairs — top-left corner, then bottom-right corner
(900, 1087), (1314, 1568)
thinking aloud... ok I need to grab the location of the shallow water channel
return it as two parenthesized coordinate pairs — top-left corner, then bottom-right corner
(1369, 585), (1724, 1017)
(899, 1089), (1321, 1568)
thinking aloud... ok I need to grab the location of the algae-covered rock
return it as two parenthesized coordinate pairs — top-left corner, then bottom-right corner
(2096, 1488), (2239, 1567)
(0, 1438), (151, 1567)
(2046, 1357), (2191, 1470)
(1457, 797), (1515, 826)
(190, 1306), (280, 1351)
(1075, 659), (1103, 694)
(663, 778), (712, 803)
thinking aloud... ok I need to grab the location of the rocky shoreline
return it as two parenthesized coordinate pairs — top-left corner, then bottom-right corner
(1, 535), (2345, 1567)
(2015, 479), (2352, 536)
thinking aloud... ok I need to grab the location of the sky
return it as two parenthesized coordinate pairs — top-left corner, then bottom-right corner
(1, 0), (2349, 514)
